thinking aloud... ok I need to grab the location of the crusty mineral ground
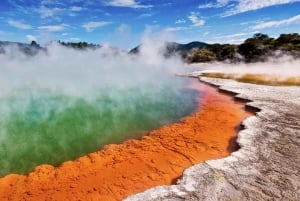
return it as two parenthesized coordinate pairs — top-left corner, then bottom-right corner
(0, 80), (251, 201)
(125, 77), (300, 201)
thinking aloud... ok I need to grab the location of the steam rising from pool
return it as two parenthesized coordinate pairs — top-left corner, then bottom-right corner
(0, 41), (198, 176)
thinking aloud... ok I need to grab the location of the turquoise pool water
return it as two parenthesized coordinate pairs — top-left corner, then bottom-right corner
(0, 80), (198, 177)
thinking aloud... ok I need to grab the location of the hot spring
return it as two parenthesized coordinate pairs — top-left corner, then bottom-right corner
(0, 42), (199, 176)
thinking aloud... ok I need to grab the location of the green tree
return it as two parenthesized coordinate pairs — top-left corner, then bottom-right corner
(238, 33), (273, 62)
(30, 40), (39, 48)
(189, 48), (216, 63)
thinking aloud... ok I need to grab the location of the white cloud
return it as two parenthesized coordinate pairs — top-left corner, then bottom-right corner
(165, 13), (204, 32)
(199, 0), (230, 8)
(70, 0), (84, 2)
(213, 31), (258, 39)
(41, 0), (62, 5)
(188, 12), (205, 27)
(82, 21), (112, 32)
(70, 6), (83, 12)
(70, 37), (80, 41)
(200, 0), (300, 16)
(225, 38), (248, 44)
(251, 14), (300, 29)
(165, 26), (190, 32)
(225, 0), (300, 16)
(116, 24), (131, 42)
(203, 31), (209, 36)
(8, 20), (32, 29)
(38, 6), (65, 18)
(104, 0), (152, 8)
(26, 35), (37, 42)
(138, 13), (152, 19)
(198, 3), (215, 8)
(207, 31), (260, 44)
(38, 24), (68, 32)
(175, 19), (186, 24)
(117, 24), (130, 33)
(206, 37), (247, 44)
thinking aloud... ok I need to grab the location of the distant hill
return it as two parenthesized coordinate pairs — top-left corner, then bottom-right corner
(129, 41), (208, 55)
(57, 41), (101, 49)
(2, 33), (299, 63)
(188, 33), (300, 63)
(0, 40), (43, 56)
(169, 41), (208, 51)
(0, 41), (26, 46)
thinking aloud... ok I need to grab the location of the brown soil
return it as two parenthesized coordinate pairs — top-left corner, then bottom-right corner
(0, 80), (252, 201)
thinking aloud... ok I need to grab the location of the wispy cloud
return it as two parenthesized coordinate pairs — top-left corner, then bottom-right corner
(70, 6), (83, 12)
(38, 6), (65, 18)
(175, 19), (186, 24)
(224, 0), (300, 16)
(199, 0), (230, 8)
(26, 34), (37, 42)
(82, 21), (112, 32)
(68, 6), (85, 17)
(70, 37), (80, 41)
(199, 0), (300, 17)
(203, 31), (209, 37)
(117, 24), (130, 33)
(213, 31), (258, 39)
(41, 0), (64, 6)
(206, 31), (259, 44)
(137, 13), (152, 19)
(165, 26), (190, 32)
(166, 13), (204, 32)
(8, 20), (32, 29)
(188, 12), (205, 27)
(251, 14), (300, 29)
(104, 0), (152, 8)
(38, 24), (68, 32)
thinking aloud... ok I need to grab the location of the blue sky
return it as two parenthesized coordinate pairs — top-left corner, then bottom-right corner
(0, 0), (300, 49)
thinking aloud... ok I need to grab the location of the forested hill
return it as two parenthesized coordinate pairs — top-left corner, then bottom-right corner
(129, 41), (208, 55)
(1, 33), (299, 63)
(0, 40), (43, 56)
(0, 41), (100, 56)
(185, 33), (300, 63)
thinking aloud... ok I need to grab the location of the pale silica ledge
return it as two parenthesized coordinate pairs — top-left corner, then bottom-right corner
(125, 77), (300, 201)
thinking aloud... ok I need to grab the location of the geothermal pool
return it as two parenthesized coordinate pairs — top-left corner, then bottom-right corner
(0, 43), (205, 177)
(0, 43), (202, 177)
(0, 78), (198, 177)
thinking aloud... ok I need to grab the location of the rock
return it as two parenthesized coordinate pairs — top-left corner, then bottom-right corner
(124, 77), (300, 201)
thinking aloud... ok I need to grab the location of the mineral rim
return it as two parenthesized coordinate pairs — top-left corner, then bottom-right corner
(0, 79), (251, 201)
(125, 76), (300, 201)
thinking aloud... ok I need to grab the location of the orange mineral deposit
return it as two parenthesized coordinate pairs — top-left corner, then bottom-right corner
(0, 79), (252, 201)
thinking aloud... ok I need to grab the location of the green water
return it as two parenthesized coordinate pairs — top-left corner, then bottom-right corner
(0, 84), (198, 177)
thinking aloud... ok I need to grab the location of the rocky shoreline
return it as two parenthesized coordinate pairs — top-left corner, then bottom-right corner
(125, 77), (300, 201)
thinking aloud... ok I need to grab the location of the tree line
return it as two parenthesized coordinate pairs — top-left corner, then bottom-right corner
(1, 33), (299, 63)
(186, 33), (300, 63)
(57, 41), (101, 49)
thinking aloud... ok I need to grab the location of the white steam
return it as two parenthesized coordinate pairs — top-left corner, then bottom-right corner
(0, 40), (185, 99)
(0, 39), (200, 176)
(189, 54), (300, 77)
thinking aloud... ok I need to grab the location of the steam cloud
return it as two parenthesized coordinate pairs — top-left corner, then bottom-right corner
(0, 39), (198, 176)
(0, 41), (184, 97)
(190, 54), (300, 77)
